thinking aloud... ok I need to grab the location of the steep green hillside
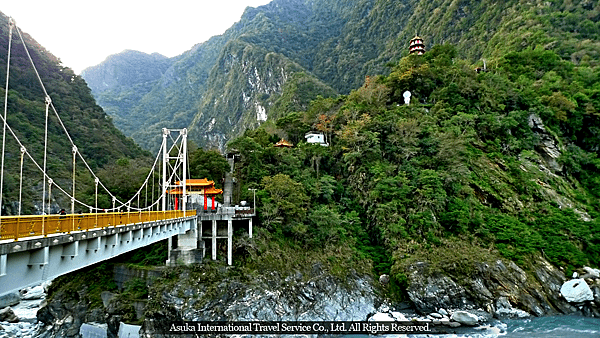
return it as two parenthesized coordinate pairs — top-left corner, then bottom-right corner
(81, 50), (174, 137)
(230, 44), (600, 296)
(0, 12), (150, 215)
(83, 34), (230, 151)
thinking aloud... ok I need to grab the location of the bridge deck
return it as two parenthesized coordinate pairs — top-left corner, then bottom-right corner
(0, 211), (197, 297)
(0, 210), (193, 241)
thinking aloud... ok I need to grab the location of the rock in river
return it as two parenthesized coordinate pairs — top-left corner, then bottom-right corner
(560, 279), (594, 303)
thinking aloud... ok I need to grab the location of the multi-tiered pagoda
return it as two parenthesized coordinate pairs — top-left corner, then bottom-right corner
(409, 36), (425, 55)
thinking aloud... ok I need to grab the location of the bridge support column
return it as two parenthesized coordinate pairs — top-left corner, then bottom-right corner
(166, 218), (202, 266)
(0, 254), (6, 276)
(211, 220), (217, 261)
(227, 219), (232, 266)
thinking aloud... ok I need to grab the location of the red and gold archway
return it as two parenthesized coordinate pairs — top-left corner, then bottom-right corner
(167, 178), (223, 212)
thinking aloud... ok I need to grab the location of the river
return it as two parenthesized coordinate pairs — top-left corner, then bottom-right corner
(340, 315), (600, 338)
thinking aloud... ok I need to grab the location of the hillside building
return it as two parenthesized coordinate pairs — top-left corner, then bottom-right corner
(305, 131), (329, 146)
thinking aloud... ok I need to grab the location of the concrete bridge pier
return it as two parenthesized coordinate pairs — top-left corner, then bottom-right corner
(166, 221), (204, 266)
(198, 208), (253, 266)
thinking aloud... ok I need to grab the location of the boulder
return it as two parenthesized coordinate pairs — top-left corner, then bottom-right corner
(391, 311), (407, 321)
(451, 311), (478, 326)
(561, 279), (594, 303)
(21, 285), (45, 300)
(0, 291), (21, 308)
(379, 274), (390, 285)
(369, 312), (395, 321)
(583, 267), (600, 278)
(0, 307), (19, 323)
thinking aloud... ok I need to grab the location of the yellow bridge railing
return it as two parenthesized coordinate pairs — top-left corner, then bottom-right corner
(0, 210), (197, 241)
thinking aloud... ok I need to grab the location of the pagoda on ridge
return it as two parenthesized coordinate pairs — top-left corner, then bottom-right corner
(409, 36), (425, 55)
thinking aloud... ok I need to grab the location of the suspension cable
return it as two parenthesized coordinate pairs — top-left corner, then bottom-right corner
(0, 95), (171, 214)
(3, 23), (186, 215)
(0, 17), (14, 216)
(47, 178), (53, 215)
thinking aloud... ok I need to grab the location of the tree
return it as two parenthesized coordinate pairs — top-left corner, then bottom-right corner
(261, 174), (310, 238)
(276, 112), (311, 144)
(188, 148), (230, 187)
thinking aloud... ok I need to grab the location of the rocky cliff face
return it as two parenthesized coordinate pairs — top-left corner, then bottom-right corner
(26, 259), (600, 337)
(187, 41), (335, 151)
(406, 257), (575, 317)
(140, 264), (379, 336)
(31, 263), (380, 337)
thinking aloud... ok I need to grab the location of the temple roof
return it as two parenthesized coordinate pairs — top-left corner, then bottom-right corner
(274, 139), (294, 147)
(167, 178), (223, 195)
(204, 187), (224, 195)
(175, 178), (215, 186)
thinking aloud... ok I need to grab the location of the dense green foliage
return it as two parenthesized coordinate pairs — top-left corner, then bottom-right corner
(0, 12), (150, 214)
(187, 146), (231, 188)
(229, 45), (600, 298)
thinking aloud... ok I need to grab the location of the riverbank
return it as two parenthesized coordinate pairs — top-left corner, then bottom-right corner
(2, 240), (599, 337)
(1, 263), (600, 338)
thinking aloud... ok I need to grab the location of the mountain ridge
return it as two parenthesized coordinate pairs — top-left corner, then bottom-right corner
(82, 0), (600, 152)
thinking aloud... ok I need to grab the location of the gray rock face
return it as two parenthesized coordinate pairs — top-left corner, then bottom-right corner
(36, 290), (109, 338)
(406, 265), (474, 313)
(494, 297), (530, 319)
(560, 279), (594, 303)
(141, 268), (378, 336)
(528, 114), (563, 172)
(405, 257), (575, 317)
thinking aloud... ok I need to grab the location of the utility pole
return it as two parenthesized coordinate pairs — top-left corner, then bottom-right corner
(248, 188), (257, 213)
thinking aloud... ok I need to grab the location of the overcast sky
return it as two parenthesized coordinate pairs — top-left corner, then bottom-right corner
(2, 0), (272, 74)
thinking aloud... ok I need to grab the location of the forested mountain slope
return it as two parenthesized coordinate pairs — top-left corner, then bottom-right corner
(0, 12), (150, 215)
(82, 0), (600, 152)
(80, 50), (174, 135)
(226, 43), (600, 313)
